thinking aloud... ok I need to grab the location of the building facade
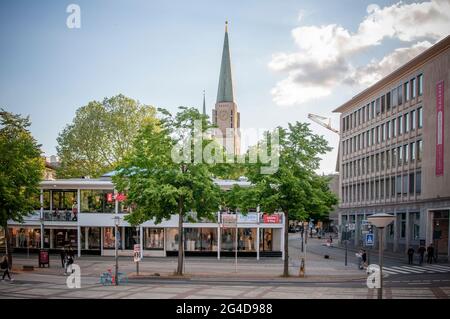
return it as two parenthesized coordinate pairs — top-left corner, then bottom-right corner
(6, 177), (284, 259)
(333, 36), (450, 261)
(212, 22), (241, 156)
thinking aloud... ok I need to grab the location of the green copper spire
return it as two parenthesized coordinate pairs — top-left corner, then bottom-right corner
(202, 90), (206, 115)
(216, 21), (234, 103)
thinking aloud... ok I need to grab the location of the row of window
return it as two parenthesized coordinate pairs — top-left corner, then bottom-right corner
(343, 140), (423, 179)
(342, 171), (422, 203)
(343, 107), (422, 156)
(342, 74), (423, 132)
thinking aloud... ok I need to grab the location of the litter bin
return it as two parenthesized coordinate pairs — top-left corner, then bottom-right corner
(39, 249), (50, 268)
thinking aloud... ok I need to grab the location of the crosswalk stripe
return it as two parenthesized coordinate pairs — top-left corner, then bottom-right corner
(423, 265), (450, 271)
(393, 266), (425, 273)
(418, 266), (449, 272)
(383, 267), (410, 274)
(382, 269), (400, 274)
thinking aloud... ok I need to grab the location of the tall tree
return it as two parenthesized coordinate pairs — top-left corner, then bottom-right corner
(113, 107), (222, 275)
(57, 94), (157, 178)
(238, 122), (337, 276)
(0, 109), (44, 267)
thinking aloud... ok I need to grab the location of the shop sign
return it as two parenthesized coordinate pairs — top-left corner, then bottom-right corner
(133, 244), (141, 262)
(436, 80), (444, 176)
(115, 193), (127, 202)
(106, 193), (114, 202)
(237, 213), (258, 223)
(262, 214), (281, 224)
(222, 214), (237, 228)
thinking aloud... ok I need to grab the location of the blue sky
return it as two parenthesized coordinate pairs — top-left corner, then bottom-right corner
(1, 0), (448, 174)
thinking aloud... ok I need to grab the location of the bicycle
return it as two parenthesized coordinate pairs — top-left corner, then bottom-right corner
(100, 269), (128, 285)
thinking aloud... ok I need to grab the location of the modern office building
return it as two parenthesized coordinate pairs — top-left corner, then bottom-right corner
(333, 36), (450, 261)
(6, 176), (284, 259)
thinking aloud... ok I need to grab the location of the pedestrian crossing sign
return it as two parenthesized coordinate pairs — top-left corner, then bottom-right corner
(365, 233), (374, 246)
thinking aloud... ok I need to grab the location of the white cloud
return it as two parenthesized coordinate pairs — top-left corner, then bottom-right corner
(269, 0), (450, 106)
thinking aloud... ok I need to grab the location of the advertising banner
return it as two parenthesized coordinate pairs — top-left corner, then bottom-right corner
(262, 214), (281, 224)
(237, 213), (258, 223)
(436, 80), (444, 176)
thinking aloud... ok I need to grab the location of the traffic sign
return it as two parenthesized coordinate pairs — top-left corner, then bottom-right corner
(365, 233), (374, 246)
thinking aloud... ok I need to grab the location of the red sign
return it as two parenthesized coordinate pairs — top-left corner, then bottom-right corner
(116, 193), (127, 202)
(263, 214), (281, 224)
(436, 80), (444, 176)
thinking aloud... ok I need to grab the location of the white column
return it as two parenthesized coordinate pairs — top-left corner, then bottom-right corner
(85, 227), (89, 250)
(40, 224), (44, 249)
(256, 226), (260, 260)
(281, 215), (285, 261)
(217, 211), (221, 260)
(140, 226), (143, 259)
(100, 228), (104, 256)
(77, 225), (81, 257)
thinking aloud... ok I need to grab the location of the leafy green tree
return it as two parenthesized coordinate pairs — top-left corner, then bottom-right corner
(113, 107), (222, 275)
(0, 109), (44, 266)
(238, 122), (337, 276)
(57, 94), (157, 178)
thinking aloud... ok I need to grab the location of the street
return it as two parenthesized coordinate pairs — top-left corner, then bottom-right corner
(1, 234), (449, 299)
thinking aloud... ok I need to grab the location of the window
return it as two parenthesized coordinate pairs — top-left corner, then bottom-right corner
(398, 115), (403, 135)
(376, 153), (379, 172)
(381, 95), (385, 113)
(411, 110), (416, 130)
(362, 106), (366, 123)
(371, 128), (375, 145)
(417, 140), (423, 161)
(366, 130), (370, 147)
(371, 101), (375, 118)
(397, 84), (403, 105)
(404, 81), (410, 102)
(386, 121), (390, 139)
(411, 212), (420, 240)
(371, 181), (375, 200)
(416, 171), (422, 194)
(366, 104), (370, 120)
(398, 146), (403, 166)
(418, 107), (423, 128)
(392, 148), (397, 168)
(376, 98), (381, 115)
(144, 228), (164, 250)
(411, 78), (416, 99)
(391, 177), (396, 197)
(402, 175), (408, 195)
(404, 144), (409, 164)
(409, 173), (415, 195)
(410, 142), (416, 161)
(51, 190), (77, 211)
(361, 182), (365, 201)
(103, 227), (116, 249)
(386, 92), (391, 111)
(381, 152), (385, 170)
(81, 190), (115, 213)
(366, 183), (370, 201)
(376, 126), (380, 144)
(380, 179), (385, 199)
(400, 213), (406, 238)
(396, 175), (402, 196)
(386, 178), (390, 198)
(392, 118), (397, 137)
(418, 74), (423, 96)
(375, 180), (379, 199)
(386, 150), (390, 169)
(405, 113), (409, 133)
(381, 123), (385, 142)
(371, 155), (374, 173)
(392, 88), (398, 107)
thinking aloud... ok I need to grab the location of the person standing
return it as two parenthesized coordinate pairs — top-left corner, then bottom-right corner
(417, 245), (426, 265)
(427, 244), (434, 264)
(1, 256), (13, 281)
(361, 249), (367, 269)
(60, 247), (67, 268)
(407, 247), (415, 265)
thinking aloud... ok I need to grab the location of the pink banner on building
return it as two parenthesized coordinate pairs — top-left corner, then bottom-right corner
(436, 80), (444, 176)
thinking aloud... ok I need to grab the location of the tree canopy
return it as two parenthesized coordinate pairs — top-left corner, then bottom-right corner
(56, 94), (157, 178)
(0, 109), (44, 265)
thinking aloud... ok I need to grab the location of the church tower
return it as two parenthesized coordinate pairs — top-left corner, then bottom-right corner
(212, 21), (241, 155)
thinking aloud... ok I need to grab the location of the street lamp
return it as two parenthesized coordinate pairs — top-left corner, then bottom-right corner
(113, 215), (121, 286)
(367, 213), (395, 299)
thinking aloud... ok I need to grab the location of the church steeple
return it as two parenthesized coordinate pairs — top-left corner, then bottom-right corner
(216, 21), (234, 103)
(202, 90), (206, 116)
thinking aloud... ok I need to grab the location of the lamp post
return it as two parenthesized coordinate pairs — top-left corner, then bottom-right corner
(367, 213), (395, 299)
(113, 215), (121, 286)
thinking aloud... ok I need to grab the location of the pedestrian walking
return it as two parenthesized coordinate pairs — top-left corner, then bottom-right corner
(361, 249), (367, 269)
(1, 256), (13, 281)
(426, 244), (434, 264)
(329, 235), (333, 244)
(407, 246), (415, 265)
(417, 245), (426, 265)
(60, 247), (67, 268)
(356, 250), (363, 269)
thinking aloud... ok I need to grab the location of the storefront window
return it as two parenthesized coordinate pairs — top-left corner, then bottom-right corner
(52, 190), (77, 210)
(166, 228), (179, 251)
(260, 229), (273, 251)
(411, 213), (420, 241)
(125, 227), (139, 250)
(43, 229), (77, 249)
(81, 190), (114, 213)
(144, 228), (164, 250)
(43, 190), (50, 210)
(80, 227), (100, 250)
(221, 228), (236, 251)
(185, 228), (217, 251)
(103, 227), (117, 249)
(238, 228), (256, 251)
(9, 227), (41, 248)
